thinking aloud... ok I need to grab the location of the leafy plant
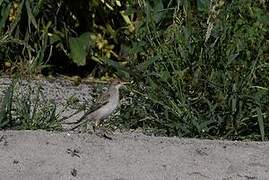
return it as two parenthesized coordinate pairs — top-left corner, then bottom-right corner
(0, 79), (15, 128)
(13, 82), (61, 130)
(39, 0), (136, 69)
(69, 32), (91, 66)
(0, 0), (140, 75)
(0, 79), (62, 130)
(0, 0), (51, 75)
(115, 0), (269, 140)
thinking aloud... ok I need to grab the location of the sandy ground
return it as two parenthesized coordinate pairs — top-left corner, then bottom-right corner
(0, 130), (268, 180)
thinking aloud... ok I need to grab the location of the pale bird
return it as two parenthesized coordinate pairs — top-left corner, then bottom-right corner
(67, 79), (129, 132)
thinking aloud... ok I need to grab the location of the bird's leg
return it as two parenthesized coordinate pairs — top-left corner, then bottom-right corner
(93, 120), (113, 140)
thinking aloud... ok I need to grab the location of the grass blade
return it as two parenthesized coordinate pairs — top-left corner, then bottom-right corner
(256, 107), (264, 141)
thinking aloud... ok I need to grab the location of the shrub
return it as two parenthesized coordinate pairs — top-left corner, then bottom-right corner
(0, 0), (137, 75)
(115, 0), (269, 140)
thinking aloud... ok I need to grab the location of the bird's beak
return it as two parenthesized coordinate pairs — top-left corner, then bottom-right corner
(121, 81), (131, 85)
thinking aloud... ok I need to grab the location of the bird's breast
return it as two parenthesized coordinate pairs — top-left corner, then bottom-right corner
(96, 101), (118, 120)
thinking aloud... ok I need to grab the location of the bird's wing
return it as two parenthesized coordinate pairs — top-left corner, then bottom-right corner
(89, 90), (110, 112)
(70, 91), (110, 125)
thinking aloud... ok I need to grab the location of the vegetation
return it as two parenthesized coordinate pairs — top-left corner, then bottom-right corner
(0, 0), (268, 140)
(0, 80), (61, 130)
(0, 0), (135, 76)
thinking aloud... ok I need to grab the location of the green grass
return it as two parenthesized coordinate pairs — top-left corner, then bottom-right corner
(112, 0), (269, 141)
(0, 79), (62, 130)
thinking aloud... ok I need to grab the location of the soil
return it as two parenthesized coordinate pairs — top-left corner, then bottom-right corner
(0, 130), (268, 180)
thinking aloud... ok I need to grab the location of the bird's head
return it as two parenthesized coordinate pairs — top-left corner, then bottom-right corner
(110, 79), (129, 89)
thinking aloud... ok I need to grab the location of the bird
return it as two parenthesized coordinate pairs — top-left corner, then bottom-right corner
(66, 79), (129, 135)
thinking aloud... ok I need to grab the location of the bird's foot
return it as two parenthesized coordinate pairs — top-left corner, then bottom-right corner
(93, 126), (113, 140)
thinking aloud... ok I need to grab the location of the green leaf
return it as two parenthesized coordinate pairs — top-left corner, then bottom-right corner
(49, 33), (62, 45)
(0, 80), (15, 128)
(153, 0), (164, 24)
(0, 3), (11, 29)
(69, 32), (91, 66)
(25, 0), (38, 29)
(197, 0), (210, 12)
(256, 107), (264, 141)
